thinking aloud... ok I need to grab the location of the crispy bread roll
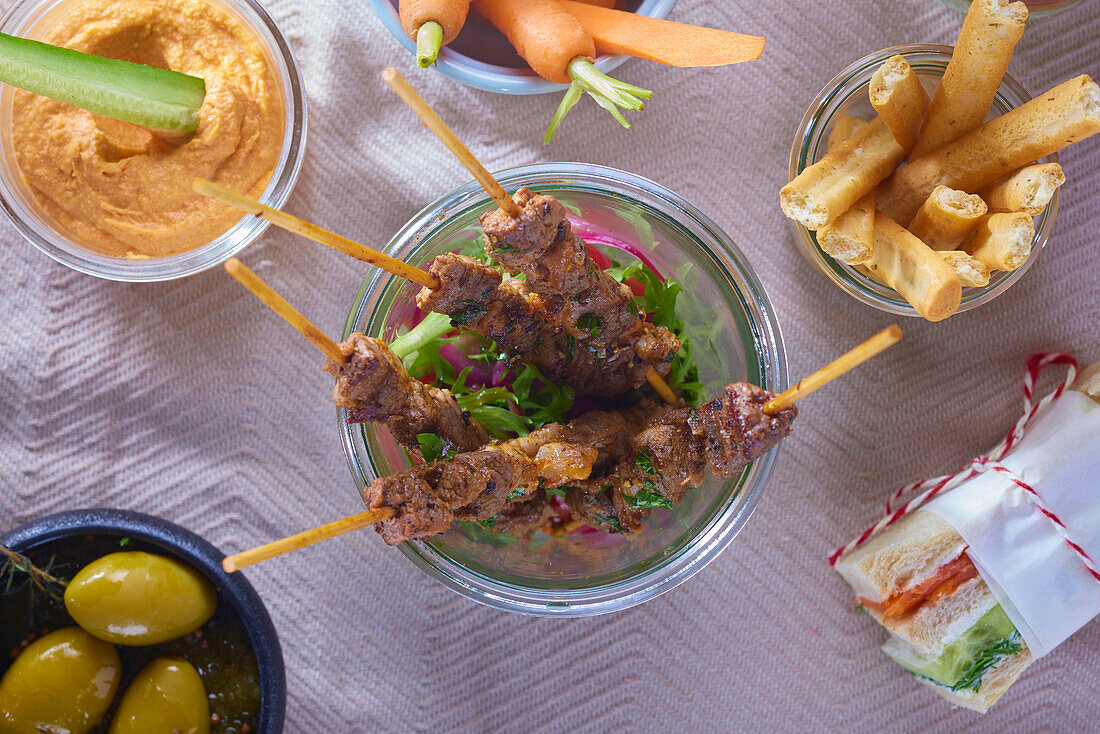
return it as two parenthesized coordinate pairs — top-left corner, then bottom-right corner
(878, 75), (1100, 223)
(817, 191), (875, 265)
(962, 213), (1034, 271)
(826, 115), (867, 153)
(865, 213), (962, 321)
(781, 119), (905, 230)
(939, 250), (991, 288)
(910, 0), (1029, 159)
(870, 54), (929, 152)
(908, 186), (988, 251)
(980, 163), (1065, 215)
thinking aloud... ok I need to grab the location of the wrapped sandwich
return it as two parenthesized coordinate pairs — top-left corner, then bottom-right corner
(833, 360), (1100, 712)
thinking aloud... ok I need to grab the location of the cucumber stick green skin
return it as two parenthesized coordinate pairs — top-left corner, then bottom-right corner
(883, 604), (1021, 691)
(0, 32), (205, 133)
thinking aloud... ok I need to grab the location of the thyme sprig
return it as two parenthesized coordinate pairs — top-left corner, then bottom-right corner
(1, 543), (67, 602)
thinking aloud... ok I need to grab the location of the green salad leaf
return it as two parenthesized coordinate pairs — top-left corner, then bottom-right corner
(611, 263), (705, 406)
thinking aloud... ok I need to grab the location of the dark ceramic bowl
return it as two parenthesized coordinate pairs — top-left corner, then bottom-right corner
(1, 508), (285, 733)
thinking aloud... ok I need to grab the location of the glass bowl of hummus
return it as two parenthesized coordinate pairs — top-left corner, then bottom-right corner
(337, 163), (788, 616)
(0, 0), (307, 281)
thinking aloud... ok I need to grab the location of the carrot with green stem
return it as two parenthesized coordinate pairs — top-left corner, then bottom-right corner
(400, 0), (472, 68)
(472, 0), (651, 143)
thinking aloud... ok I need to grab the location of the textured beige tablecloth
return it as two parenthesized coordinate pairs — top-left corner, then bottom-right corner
(2, 0), (1098, 730)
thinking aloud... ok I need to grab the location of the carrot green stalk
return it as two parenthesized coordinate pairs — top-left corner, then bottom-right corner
(545, 57), (651, 143)
(415, 21), (445, 68)
(0, 32), (205, 132)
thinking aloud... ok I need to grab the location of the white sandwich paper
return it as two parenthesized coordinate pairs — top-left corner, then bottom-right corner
(924, 391), (1100, 658)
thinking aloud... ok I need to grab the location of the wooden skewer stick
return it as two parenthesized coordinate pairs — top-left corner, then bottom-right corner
(763, 325), (903, 415)
(222, 507), (396, 573)
(381, 67), (679, 405)
(381, 67), (520, 218)
(196, 178), (438, 290)
(224, 257), (345, 364)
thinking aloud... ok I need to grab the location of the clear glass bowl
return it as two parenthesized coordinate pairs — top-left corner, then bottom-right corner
(936, 0), (1081, 18)
(337, 163), (788, 617)
(0, 0), (308, 282)
(368, 0), (678, 94)
(787, 44), (1058, 318)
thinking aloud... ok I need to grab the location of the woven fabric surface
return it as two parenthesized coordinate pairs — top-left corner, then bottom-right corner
(1, 0), (1098, 730)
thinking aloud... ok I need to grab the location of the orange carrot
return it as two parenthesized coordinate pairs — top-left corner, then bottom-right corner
(400, 0), (471, 67)
(474, 0), (594, 83)
(559, 1), (764, 67)
(473, 0), (653, 142)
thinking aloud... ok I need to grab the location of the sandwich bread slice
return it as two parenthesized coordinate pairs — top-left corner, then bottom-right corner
(835, 510), (1031, 712)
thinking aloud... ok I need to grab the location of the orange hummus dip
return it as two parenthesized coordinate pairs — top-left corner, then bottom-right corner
(12, 0), (284, 258)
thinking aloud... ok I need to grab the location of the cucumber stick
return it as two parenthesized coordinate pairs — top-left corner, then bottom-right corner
(0, 32), (205, 132)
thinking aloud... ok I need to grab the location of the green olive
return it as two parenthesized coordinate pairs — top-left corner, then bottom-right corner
(0, 626), (121, 734)
(109, 656), (210, 734)
(64, 551), (217, 646)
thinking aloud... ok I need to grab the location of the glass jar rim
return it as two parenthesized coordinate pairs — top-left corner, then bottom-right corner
(338, 162), (790, 616)
(787, 43), (1059, 318)
(0, 0), (308, 282)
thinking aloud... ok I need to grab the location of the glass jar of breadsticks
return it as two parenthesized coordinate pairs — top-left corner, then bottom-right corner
(787, 44), (1059, 319)
(338, 163), (788, 617)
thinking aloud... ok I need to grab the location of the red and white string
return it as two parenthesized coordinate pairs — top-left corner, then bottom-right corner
(828, 353), (1100, 584)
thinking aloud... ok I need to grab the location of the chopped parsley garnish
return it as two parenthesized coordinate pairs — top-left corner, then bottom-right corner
(118, 537), (133, 548)
(634, 449), (655, 474)
(478, 516), (497, 530)
(506, 488), (527, 500)
(623, 480), (672, 510)
(577, 312), (603, 338)
(545, 487), (568, 499)
(855, 603), (869, 615)
(416, 433), (457, 463)
(595, 514), (625, 534)
(449, 303), (487, 326)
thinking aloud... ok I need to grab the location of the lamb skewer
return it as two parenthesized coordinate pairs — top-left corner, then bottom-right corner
(196, 178), (678, 401)
(380, 67), (681, 403)
(220, 325), (901, 572)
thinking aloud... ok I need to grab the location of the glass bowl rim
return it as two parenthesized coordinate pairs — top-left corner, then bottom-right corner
(336, 161), (789, 617)
(365, 0), (679, 95)
(0, 0), (308, 282)
(786, 42), (1059, 319)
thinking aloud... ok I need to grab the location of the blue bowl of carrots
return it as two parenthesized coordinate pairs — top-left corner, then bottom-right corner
(370, 0), (678, 95)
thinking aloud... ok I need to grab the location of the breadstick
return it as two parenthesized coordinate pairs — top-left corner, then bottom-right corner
(910, 0), (1029, 159)
(907, 186), (987, 251)
(878, 75), (1100, 223)
(781, 118), (905, 230)
(869, 55), (929, 152)
(980, 163), (1065, 215)
(939, 250), (991, 288)
(865, 213), (961, 322)
(827, 115), (866, 153)
(962, 212), (1034, 271)
(817, 191), (875, 265)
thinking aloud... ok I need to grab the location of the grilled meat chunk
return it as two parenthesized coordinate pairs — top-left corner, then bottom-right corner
(324, 333), (488, 455)
(478, 188), (681, 395)
(363, 402), (668, 544)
